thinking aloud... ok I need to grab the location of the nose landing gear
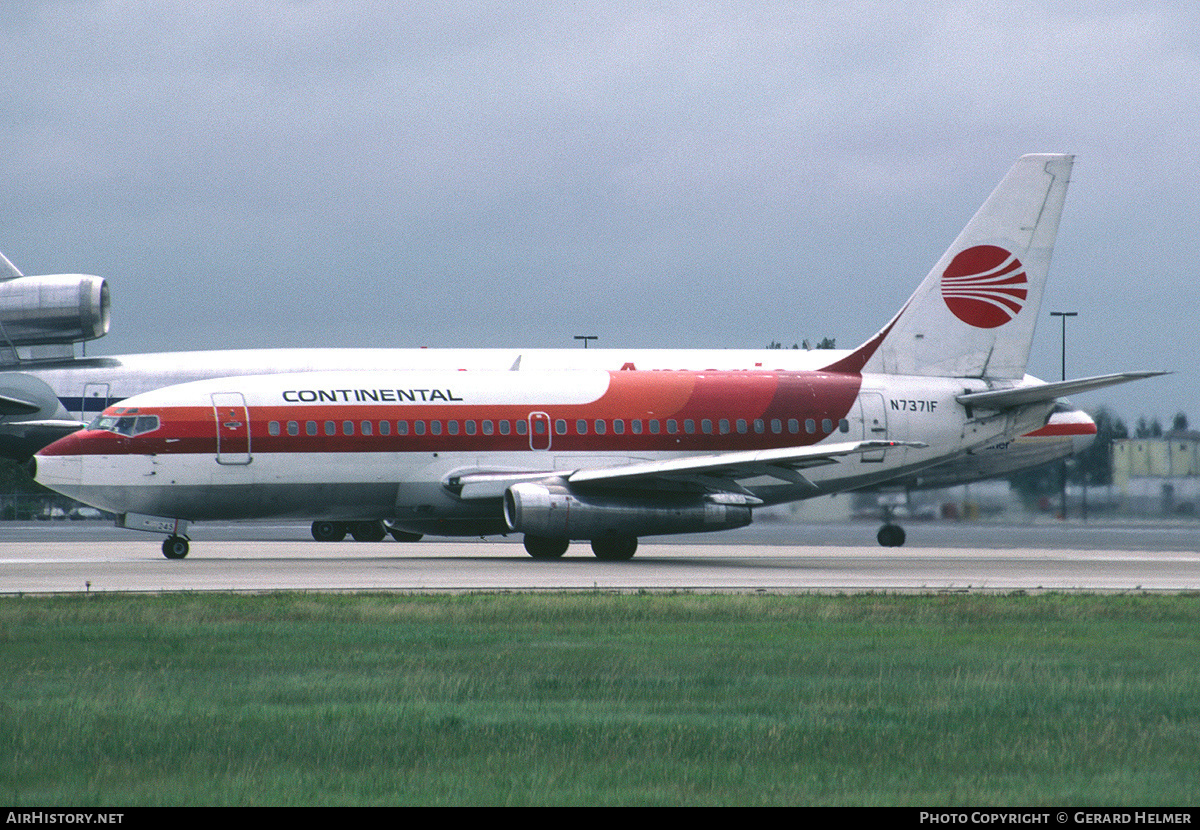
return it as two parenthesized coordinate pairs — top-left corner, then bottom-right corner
(162, 535), (189, 559)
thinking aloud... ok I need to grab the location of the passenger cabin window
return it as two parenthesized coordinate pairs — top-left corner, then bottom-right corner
(595, 420), (607, 435)
(269, 421), (281, 436)
(287, 421), (299, 436)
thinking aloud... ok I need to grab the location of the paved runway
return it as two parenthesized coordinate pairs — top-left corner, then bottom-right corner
(2, 520), (1198, 594)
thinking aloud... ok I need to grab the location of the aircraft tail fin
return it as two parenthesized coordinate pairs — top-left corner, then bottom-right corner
(0, 251), (23, 281)
(823, 154), (1073, 380)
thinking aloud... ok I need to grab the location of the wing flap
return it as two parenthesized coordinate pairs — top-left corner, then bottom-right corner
(567, 440), (919, 487)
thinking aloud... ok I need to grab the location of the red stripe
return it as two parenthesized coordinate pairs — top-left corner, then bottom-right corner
(1022, 422), (1097, 438)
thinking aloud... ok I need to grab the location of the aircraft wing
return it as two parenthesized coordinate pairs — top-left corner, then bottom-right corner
(449, 440), (924, 501)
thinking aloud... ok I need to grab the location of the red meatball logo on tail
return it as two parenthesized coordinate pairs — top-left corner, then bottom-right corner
(940, 245), (1027, 328)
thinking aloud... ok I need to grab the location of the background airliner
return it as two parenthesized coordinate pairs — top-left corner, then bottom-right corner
(32, 154), (1161, 559)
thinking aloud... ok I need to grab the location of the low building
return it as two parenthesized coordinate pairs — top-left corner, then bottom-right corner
(1112, 431), (1200, 516)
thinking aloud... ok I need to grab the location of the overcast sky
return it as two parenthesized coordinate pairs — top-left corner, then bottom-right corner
(0, 1), (1195, 424)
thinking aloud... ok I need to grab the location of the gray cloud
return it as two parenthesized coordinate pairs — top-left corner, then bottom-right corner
(0, 1), (1194, 419)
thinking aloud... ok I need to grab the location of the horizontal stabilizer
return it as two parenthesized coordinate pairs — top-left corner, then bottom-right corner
(956, 371), (1167, 410)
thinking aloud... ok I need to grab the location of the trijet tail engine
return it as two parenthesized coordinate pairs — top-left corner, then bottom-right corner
(0, 274), (110, 347)
(0, 251), (108, 458)
(0, 249), (110, 348)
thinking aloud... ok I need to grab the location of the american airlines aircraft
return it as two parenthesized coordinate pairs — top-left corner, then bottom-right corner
(31, 154), (1161, 559)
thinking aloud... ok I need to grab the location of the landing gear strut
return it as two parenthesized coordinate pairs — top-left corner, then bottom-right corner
(875, 500), (908, 547)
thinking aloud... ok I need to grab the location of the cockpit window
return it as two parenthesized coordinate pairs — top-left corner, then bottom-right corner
(91, 414), (160, 436)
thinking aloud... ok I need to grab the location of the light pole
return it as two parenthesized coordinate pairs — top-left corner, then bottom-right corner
(1049, 312), (1076, 383)
(573, 335), (598, 349)
(1050, 311), (1077, 519)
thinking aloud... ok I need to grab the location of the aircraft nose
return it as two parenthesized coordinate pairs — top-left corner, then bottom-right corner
(32, 436), (85, 493)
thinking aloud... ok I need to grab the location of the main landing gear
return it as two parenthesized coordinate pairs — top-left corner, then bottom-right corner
(522, 535), (639, 561)
(877, 523), (906, 547)
(310, 521), (424, 543)
(876, 502), (907, 547)
(162, 535), (189, 559)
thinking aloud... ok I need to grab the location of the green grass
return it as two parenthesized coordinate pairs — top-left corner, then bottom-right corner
(2, 592), (1200, 805)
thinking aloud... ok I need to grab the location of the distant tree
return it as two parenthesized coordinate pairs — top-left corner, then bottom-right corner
(769, 338), (835, 350)
(1172, 412), (1190, 433)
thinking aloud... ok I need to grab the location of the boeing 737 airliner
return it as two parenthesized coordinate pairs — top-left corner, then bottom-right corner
(32, 154), (1162, 558)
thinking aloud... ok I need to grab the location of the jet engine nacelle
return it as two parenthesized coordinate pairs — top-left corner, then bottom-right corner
(503, 480), (752, 540)
(0, 274), (110, 345)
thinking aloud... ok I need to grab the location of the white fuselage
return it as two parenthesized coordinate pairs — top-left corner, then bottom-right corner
(34, 368), (1053, 537)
